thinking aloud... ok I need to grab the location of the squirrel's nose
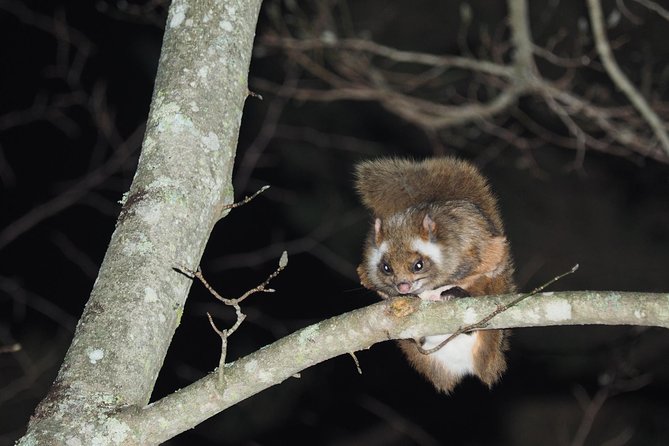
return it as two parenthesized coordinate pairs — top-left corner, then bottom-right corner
(397, 282), (412, 294)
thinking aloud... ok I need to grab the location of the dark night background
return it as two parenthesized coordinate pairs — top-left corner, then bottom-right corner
(2, 0), (669, 445)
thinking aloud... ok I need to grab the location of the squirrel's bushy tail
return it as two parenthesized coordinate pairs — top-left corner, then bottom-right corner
(354, 157), (502, 232)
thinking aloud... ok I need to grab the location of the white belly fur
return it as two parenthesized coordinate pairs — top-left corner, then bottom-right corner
(422, 332), (478, 377)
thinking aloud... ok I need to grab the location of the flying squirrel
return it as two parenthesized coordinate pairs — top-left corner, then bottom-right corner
(355, 157), (515, 393)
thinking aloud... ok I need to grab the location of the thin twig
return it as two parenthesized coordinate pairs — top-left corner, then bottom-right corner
(587, 0), (669, 156)
(348, 352), (363, 375)
(236, 250), (288, 303)
(260, 35), (513, 77)
(631, 0), (669, 21)
(570, 385), (610, 446)
(247, 90), (264, 100)
(416, 264), (579, 355)
(221, 185), (270, 211)
(206, 311), (237, 386)
(176, 252), (289, 381)
(235, 65), (299, 193)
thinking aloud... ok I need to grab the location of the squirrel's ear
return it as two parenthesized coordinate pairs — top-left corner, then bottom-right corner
(478, 236), (509, 277)
(374, 218), (383, 246)
(421, 214), (437, 240)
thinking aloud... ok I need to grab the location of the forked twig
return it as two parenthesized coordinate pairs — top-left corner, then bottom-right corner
(176, 251), (288, 385)
(416, 263), (579, 355)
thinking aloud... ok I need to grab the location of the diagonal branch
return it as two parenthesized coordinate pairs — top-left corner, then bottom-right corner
(586, 0), (669, 156)
(416, 264), (579, 355)
(123, 290), (669, 443)
(631, 0), (669, 21)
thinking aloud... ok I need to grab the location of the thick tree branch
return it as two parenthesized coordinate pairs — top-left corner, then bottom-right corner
(121, 291), (668, 443)
(17, 0), (263, 444)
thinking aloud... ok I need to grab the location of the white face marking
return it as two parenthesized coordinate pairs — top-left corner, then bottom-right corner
(423, 333), (477, 377)
(368, 241), (388, 273)
(411, 238), (443, 265)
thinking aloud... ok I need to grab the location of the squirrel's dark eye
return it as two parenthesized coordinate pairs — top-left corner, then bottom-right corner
(413, 260), (424, 272)
(381, 262), (393, 275)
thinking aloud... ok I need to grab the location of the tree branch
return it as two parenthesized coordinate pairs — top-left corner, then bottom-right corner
(260, 36), (514, 78)
(122, 290), (669, 443)
(258, 0), (669, 163)
(17, 0), (263, 444)
(586, 0), (669, 156)
(631, 0), (669, 22)
(416, 263), (579, 355)
(508, 0), (537, 78)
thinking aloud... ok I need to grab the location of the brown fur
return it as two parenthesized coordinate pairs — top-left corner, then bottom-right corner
(355, 157), (515, 393)
(355, 157), (503, 231)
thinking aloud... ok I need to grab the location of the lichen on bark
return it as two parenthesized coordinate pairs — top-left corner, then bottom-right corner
(17, 1), (263, 444)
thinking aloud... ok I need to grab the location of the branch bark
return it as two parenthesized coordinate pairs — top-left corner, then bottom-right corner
(124, 291), (668, 443)
(17, 0), (262, 444)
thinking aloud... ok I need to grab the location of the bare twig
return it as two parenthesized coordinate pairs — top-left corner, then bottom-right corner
(570, 385), (610, 446)
(258, 0), (669, 164)
(208, 210), (362, 274)
(221, 185), (270, 211)
(260, 36), (514, 77)
(570, 367), (649, 446)
(349, 352), (363, 375)
(51, 232), (99, 279)
(587, 0), (669, 156)
(205, 311), (244, 387)
(0, 277), (78, 331)
(617, 0), (643, 24)
(416, 264), (579, 355)
(235, 65), (300, 193)
(178, 252), (288, 383)
(631, 0), (669, 21)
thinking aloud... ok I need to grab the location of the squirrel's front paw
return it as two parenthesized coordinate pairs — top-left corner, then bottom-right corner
(419, 285), (470, 301)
